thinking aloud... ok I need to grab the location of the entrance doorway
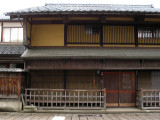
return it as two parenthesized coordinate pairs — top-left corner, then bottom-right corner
(103, 72), (136, 107)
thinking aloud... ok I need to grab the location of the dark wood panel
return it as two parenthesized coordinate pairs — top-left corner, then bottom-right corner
(0, 73), (21, 98)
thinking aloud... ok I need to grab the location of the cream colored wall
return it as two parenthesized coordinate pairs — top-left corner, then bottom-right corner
(31, 24), (64, 46)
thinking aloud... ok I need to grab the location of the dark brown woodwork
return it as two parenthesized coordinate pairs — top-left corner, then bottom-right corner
(31, 20), (63, 24)
(134, 26), (138, 46)
(25, 59), (160, 70)
(100, 23), (103, 46)
(23, 17), (27, 46)
(0, 73), (22, 98)
(1, 22), (3, 42)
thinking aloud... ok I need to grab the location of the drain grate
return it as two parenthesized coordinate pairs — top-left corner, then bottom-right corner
(78, 114), (102, 117)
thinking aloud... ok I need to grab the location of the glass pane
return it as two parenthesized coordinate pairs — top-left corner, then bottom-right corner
(3, 28), (10, 42)
(18, 28), (23, 42)
(11, 28), (18, 42)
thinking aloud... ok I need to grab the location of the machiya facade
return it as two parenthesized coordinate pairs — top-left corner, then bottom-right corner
(4, 4), (160, 110)
(0, 14), (25, 111)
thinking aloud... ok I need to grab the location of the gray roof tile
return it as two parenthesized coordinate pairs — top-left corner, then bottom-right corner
(21, 47), (160, 59)
(6, 4), (160, 16)
(0, 44), (25, 55)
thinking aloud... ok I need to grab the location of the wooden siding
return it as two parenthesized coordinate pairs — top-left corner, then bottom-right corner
(31, 71), (64, 89)
(0, 73), (21, 98)
(138, 71), (151, 89)
(30, 70), (101, 90)
(66, 70), (101, 89)
(31, 24), (64, 46)
(103, 26), (135, 45)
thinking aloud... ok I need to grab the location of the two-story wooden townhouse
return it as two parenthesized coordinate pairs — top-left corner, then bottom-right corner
(0, 14), (25, 111)
(6, 4), (160, 110)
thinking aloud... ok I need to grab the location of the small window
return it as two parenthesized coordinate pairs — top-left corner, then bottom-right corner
(3, 28), (23, 42)
(85, 26), (99, 35)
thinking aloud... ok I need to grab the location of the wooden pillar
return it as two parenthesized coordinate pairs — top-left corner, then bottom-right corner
(100, 23), (103, 46)
(23, 17), (27, 46)
(18, 73), (21, 98)
(134, 25), (138, 46)
(1, 22), (3, 42)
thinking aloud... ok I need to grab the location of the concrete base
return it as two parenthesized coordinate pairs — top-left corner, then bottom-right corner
(23, 105), (37, 112)
(0, 100), (22, 112)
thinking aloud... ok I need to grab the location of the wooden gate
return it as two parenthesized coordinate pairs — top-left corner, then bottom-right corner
(103, 72), (136, 107)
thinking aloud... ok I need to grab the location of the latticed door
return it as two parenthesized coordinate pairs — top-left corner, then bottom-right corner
(103, 72), (136, 107)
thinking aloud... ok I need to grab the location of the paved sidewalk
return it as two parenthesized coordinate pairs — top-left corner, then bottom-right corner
(0, 112), (160, 120)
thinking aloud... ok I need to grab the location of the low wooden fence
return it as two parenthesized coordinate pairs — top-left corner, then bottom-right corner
(25, 88), (106, 109)
(137, 89), (160, 109)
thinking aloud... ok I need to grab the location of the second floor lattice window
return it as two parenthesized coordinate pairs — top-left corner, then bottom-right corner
(138, 27), (160, 45)
(3, 28), (23, 42)
(67, 25), (100, 44)
(138, 28), (160, 39)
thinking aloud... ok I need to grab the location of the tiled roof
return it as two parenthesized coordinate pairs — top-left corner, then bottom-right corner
(0, 14), (23, 21)
(0, 14), (10, 20)
(0, 44), (25, 55)
(21, 47), (160, 59)
(6, 4), (160, 16)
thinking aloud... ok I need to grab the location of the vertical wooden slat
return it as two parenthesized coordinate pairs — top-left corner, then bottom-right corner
(25, 89), (27, 105)
(29, 90), (31, 105)
(38, 90), (40, 107)
(43, 91), (44, 106)
(51, 91), (53, 107)
(78, 91), (79, 108)
(34, 91), (35, 106)
(56, 92), (57, 106)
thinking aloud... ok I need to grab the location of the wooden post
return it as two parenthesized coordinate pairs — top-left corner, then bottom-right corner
(100, 23), (103, 46)
(18, 73), (21, 98)
(134, 25), (138, 46)
(104, 88), (106, 109)
(141, 88), (144, 110)
(25, 89), (27, 105)
(23, 17), (28, 46)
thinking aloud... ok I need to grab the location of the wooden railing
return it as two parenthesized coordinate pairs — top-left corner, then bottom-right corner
(25, 88), (106, 109)
(137, 89), (160, 109)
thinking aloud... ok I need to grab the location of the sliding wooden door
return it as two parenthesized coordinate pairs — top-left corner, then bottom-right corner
(103, 72), (136, 107)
